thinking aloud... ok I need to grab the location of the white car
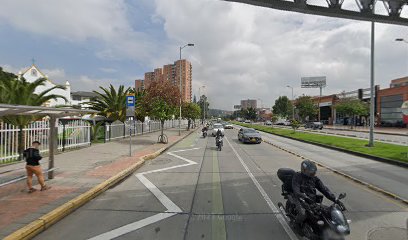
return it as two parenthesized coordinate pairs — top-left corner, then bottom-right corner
(224, 123), (233, 129)
(212, 123), (225, 136)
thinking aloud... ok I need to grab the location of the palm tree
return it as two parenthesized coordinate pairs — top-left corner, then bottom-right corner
(0, 77), (67, 159)
(86, 84), (130, 122)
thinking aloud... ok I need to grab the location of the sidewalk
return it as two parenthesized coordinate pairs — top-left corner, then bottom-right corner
(0, 128), (196, 238)
(324, 125), (408, 136)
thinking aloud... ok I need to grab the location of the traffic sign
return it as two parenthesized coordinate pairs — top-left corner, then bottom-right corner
(126, 95), (135, 107)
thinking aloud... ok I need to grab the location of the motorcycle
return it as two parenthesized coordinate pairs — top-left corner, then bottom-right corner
(277, 168), (351, 240)
(216, 136), (223, 151)
(202, 130), (207, 138)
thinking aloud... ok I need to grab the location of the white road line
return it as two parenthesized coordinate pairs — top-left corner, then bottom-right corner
(225, 136), (299, 240)
(87, 148), (199, 240)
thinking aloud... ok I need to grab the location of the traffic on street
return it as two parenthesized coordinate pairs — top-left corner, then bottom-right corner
(34, 127), (407, 240)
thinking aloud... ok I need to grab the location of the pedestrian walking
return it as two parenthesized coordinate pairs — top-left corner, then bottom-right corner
(23, 141), (51, 193)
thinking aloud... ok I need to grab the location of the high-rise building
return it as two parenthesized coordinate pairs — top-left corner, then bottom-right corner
(135, 79), (144, 93)
(141, 59), (193, 103)
(240, 99), (257, 110)
(163, 64), (175, 83)
(144, 72), (154, 89)
(154, 68), (163, 82)
(174, 59), (192, 103)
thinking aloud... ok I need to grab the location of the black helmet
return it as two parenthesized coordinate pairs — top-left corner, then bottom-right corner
(301, 160), (317, 177)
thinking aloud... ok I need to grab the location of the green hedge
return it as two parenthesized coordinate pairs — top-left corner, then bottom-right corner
(233, 122), (408, 163)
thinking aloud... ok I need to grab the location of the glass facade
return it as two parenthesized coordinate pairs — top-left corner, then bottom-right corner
(380, 94), (403, 126)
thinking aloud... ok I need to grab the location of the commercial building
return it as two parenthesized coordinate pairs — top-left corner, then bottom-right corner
(138, 59), (193, 103)
(377, 77), (408, 127)
(304, 76), (407, 127)
(240, 99), (257, 110)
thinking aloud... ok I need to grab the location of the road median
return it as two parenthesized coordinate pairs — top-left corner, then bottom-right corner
(233, 122), (408, 168)
(4, 129), (197, 240)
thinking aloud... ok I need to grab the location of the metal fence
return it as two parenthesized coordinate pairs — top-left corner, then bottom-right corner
(1, 119), (187, 163)
(0, 120), (91, 163)
(104, 120), (185, 142)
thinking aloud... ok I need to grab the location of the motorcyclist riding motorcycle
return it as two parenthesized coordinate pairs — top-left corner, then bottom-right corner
(215, 129), (223, 150)
(292, 160), (343, 230)
(216, 129), (222, 137)
(202, 126), (208, 137)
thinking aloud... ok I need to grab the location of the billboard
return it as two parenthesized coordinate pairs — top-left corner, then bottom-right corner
(301, 76), (326, 88)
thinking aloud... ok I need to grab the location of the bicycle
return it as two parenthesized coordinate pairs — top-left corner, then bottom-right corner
(157, 134), (168, 144)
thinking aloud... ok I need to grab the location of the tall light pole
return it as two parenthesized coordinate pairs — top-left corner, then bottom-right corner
(286, 85), (294, 120)
(368, 20), (375, 147)
(179, 43), (194, 136)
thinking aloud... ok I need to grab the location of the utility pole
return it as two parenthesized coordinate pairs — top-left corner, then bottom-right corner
(178, 43), (194, 136)
(368, 20), (375, 147)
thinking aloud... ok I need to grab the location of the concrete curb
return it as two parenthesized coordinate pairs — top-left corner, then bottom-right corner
(4, 129), (198, 240)
(262, 139), (408, 207)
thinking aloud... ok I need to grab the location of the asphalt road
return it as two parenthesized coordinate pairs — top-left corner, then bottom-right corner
(35, 129), (408, 240)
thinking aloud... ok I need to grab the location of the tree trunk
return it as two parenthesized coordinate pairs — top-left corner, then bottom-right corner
(161, 120), (164, 139)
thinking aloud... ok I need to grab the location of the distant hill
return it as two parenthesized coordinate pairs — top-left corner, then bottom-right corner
(208, 109), (233, 117)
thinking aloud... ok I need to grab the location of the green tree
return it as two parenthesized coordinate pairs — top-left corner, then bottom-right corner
(295, 96), (317, 122)
(335, 98), (369, 129)
(143, 79), (180, 143)
(198, 95), (209, 122)
(0, 76), (67, 159)
(134, 90), (148, 133)
(246, 107), (257, 121)
(87, 84), (130, 122)
(272, 96), (293, 119)
(291, 119), (300, 132)
(182, 102), (201, 130)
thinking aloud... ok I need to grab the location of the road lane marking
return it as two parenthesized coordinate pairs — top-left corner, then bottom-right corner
(87, 148), (200, 240)
(225, 136), (299, 240)
(212, 151), (227, 240)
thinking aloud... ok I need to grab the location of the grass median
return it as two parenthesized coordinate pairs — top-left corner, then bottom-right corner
(233, 122), (408, 163)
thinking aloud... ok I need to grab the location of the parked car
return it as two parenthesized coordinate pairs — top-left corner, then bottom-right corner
(265, 121), (272, 126)
(212, 123), (225, 136)
(244, 120), (251, 124)
(224, 123), (233, 129)
(304, 121), (323, 130)
(238, 128), (262, 144)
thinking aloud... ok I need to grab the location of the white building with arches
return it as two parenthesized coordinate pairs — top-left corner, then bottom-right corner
(18, 64), (71, 107)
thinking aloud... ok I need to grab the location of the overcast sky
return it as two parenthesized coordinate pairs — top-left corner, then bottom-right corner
(0, 0), (407, 110)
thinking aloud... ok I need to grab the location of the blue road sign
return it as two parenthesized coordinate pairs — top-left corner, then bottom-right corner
(126, 96), (135, 107)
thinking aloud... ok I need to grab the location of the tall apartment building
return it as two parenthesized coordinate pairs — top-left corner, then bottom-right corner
(240, 99), (257, 110)
(174, 59), (193, 103)
(135, 79), (144, 93)
(144, 72), (154, 89)
(138, 59), (193, 103)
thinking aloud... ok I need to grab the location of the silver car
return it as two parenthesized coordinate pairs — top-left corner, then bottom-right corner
(212, 123), (225, 136)
(238, 128), (262, 144)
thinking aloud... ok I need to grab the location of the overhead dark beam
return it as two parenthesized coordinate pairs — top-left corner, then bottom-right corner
(224, 0), (408, 26)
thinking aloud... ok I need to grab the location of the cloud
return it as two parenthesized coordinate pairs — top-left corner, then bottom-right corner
(153, 0), (408, 110)
(0, 0), (155, 61)
(99, 68), (118, 73)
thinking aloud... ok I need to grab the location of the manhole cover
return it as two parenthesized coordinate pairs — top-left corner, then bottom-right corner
(368, 227), (407, 240)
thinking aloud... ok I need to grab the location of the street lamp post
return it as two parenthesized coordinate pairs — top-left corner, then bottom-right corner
(179, 43), (194, 136)
(368, 21), (375, 147)
(286, 85), (295, 120)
